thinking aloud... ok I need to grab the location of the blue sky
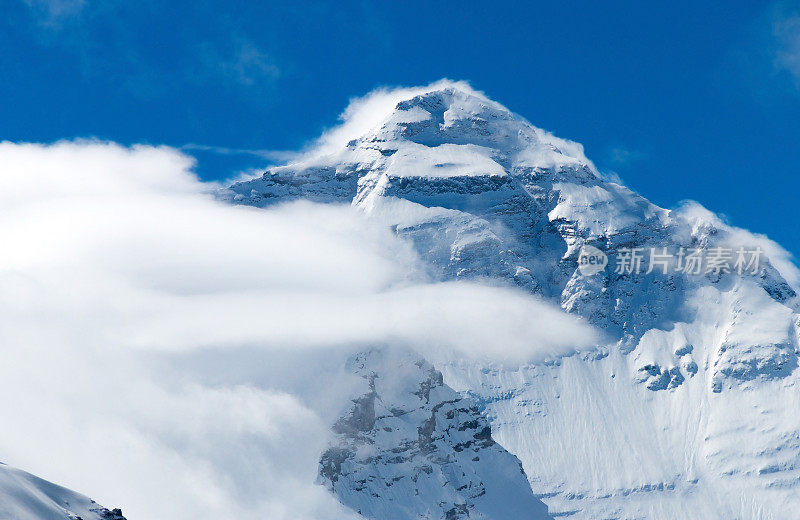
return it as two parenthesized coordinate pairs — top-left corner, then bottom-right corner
(3, 0), (800, 258)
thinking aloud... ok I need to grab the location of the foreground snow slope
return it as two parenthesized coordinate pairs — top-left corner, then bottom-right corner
(225, 82), (800, 519)
(0, 462), (125, 520)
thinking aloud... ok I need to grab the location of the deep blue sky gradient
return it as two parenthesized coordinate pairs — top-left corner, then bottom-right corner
(2, 0), (799, 258)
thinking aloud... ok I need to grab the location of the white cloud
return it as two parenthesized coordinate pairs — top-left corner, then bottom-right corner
(0, 140), (599, 520)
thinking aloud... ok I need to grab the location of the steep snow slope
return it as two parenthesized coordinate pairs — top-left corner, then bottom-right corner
(225, 82), (800, 519)
(318, 349), (551, 520)
(0, 462), (125, 520)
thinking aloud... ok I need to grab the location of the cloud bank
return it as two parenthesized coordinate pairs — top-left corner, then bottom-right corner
(0, 140), (599, 520)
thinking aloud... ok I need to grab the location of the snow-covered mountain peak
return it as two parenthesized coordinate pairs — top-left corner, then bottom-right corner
(224, 81), (796, 337)
(339, 84), (598, 178)
(224, 82), (800, 518)
(377, 86), (592, 169)
(239, 82), (598, 189)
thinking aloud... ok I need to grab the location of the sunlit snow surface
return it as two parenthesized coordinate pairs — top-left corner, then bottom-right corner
(226, 82), (800, 519)
(0, 463), (124, 520)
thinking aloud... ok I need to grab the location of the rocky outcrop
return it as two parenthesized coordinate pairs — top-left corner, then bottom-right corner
(318, 349), (551, 520)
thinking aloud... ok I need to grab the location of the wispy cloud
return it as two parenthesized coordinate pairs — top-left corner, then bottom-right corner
(180, 143), (297, 162)
(722, 2), (800, 102)
(774, 12), (800, 84)
(197, 38), (280, 88)
(607, 145), (646, 167)
(18, 5), (283, 100)
(23, 0), (86, 26)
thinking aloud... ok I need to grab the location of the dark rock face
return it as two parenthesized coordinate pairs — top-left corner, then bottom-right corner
(96, 507), (126, 520)
(317, 348), (552, 520)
